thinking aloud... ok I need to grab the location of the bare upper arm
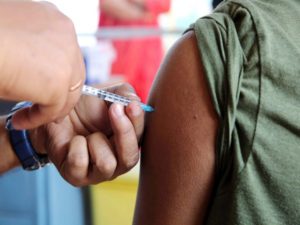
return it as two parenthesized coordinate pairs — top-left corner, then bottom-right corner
(133, 31), (219, 225)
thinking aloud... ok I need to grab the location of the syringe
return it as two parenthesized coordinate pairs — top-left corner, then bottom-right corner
(82, 85), (154, 112)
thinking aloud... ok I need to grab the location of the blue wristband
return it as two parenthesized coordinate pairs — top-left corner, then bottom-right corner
(5, 102), (49, 171)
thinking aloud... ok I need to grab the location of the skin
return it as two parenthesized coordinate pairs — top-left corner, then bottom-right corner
(100, 0), (152, 21)
(133, 31), (218, 224)
(0, 1), (85, 130)
(128, 0), (171, 13)
(0, 83), (145, 187)
(100, 0), (170, 22)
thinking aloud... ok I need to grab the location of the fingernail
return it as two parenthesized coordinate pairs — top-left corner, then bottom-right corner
(113, 104), (124, 117)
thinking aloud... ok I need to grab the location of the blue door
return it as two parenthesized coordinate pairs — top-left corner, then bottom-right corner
(0, 165), (86, 225)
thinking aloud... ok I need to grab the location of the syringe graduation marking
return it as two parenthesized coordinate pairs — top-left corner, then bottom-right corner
(82, 85), (154, 112)
(98, 90), (131, 104)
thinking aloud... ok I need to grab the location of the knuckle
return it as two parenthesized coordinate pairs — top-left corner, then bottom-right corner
(67, 179), (80, 187)
(121, 152), (139, 170)
(68, 179), (86, 188)
(68, 153), (88, 170)
(60, 166), (85, 187)
(95, 158), (117, 180)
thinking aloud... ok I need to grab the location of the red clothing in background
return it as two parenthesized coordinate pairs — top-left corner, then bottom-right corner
(99, 0), (171, 102)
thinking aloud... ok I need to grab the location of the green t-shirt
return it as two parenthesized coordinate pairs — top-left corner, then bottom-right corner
(190, 0), (300, 224)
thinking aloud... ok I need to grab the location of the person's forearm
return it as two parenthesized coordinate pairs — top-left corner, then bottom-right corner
(0, 117), (20, 174)
(100, 0), (149, 21)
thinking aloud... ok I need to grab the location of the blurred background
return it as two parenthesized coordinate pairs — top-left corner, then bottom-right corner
(0, 0), (220, 224)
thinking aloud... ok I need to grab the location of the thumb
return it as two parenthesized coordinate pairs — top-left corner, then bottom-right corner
(12, 104), (56, 130)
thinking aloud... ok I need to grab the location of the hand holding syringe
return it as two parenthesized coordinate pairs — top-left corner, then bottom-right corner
(82, 85), (154, 112)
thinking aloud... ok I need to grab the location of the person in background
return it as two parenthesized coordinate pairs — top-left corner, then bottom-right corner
(99, 0), (171, 102)
(0, 1), (144, 186)
(133, 0), (300, 224)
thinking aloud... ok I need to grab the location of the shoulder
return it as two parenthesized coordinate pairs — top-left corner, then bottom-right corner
(145, 30), (218, 152)
(148, 30), (217, 128)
